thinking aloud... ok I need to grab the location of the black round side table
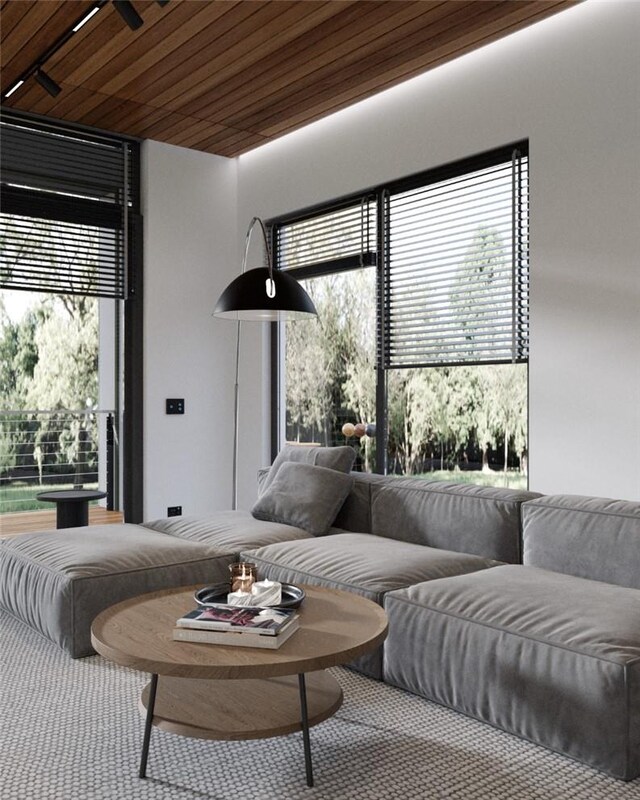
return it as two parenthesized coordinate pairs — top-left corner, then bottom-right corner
(36, 489), (107, 529)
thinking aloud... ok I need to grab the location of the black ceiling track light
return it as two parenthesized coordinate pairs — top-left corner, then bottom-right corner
(0, 0), (170, 103)
(113, 1), (144, 31)
(34, 69), (62, 98)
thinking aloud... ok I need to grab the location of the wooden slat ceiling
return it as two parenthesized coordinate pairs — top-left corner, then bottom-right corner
(1, 0), (580, 158)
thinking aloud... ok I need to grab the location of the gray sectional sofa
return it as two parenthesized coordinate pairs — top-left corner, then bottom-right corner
(1, 445), (639, 781)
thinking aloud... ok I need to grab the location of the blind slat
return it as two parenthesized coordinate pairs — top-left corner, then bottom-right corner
(275, 198), (376, 272)
(0, 117), (131, 300)
(384, 151), (529, 368)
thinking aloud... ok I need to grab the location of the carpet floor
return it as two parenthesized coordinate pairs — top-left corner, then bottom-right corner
(1, 610), (638, 800)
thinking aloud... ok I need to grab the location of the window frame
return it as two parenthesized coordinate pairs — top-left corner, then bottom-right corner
(269, 141), (529, 475)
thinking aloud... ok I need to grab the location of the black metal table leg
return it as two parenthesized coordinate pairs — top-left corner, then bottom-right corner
(139, 673), (158, 779)
(298, 673), (314, 787)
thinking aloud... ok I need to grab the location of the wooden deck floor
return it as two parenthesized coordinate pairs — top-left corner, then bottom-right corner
(0, 507), (124, 537)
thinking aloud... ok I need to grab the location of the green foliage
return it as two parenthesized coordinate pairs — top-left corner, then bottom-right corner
(283, 221), (528, 485)
(0, 291), (99, 487)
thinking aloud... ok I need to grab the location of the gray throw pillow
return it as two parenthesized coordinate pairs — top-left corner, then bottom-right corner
(260, 444), (356, 494)
(252, 462), (355, 536)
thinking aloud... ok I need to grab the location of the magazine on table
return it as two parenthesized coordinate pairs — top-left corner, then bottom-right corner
(172, 618), (300, 649)
(176, 604), (296, 635)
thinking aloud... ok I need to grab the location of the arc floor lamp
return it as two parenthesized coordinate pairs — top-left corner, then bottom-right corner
(213, 217), (317, 510)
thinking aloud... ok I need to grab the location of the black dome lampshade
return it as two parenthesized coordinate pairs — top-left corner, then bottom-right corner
(213, 217), (317, 321)
(214, 267), (316, 320)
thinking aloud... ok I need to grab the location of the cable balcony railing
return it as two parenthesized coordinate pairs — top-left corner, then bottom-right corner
(0, 409), (117, 515)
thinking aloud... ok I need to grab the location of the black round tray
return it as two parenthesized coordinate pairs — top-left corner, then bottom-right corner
(194, 582), (305, 610)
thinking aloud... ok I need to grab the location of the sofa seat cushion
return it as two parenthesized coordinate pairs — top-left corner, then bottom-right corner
(0, 524), (233, 658)
(242, 532), (500, 605)
(242, 533), (499, 680)
(383, 565), (640, 779)
(142, 510), (312, 552)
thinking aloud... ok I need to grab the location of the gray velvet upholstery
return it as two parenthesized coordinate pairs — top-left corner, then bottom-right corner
(251, 462), (354, 535)
(143, 509), (311, 551)
(0, 525), (233, 658)
(242, 533), (500, 678)
(3, 466), (635, 781)
(371, 480), (539, 563)
(332, 471), (395, 534)
(522, 494), (640, 588)
(260, 444), (356, 494)
(383, 565), (640, 780)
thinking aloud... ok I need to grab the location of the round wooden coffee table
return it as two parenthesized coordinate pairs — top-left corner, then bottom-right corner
(91, 583), (387, 788)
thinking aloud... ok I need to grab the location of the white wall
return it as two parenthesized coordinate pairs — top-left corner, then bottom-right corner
(141, 141), (238, 519)
(235, 0), (640, 501)
(142, 0), (640, 512)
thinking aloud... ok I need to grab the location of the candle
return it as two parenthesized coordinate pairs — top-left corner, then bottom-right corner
(251, 580), (282, 607)
(229, 562), (257, 594)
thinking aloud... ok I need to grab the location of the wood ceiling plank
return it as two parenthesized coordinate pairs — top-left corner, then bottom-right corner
(26, 82), (113, 124)
(257, 1), (576, 141)
(0, 1), (39, 42)
(146, 0), (359, 114)
(226, 1), (485, 132)
(111, 1), (298, 107)
(176, 0), (443, 121)
(188, 126), (269, 157)
(78, 0), (263, 103)
(81, 92), (138, 128)
(214, 134), (270, 158)
(133, 110), (210, 141)
(1, 1), (80, 65)
(40, 5), (127, 87)
(50, 1), (164, 84)
(1, 1), (89, 89)
(95, 101), (173, 135)
(112, 105), (169, 138)
(42, 3), (133, 76)
(164, 117), (229, 148)
(77, 1), (229, 94)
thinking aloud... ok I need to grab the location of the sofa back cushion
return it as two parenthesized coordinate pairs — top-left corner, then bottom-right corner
(370, 479), (540, 562)
(332, 472), (393, 533)
(522, 494), (640, 588)
(252, 462), (354, 536)
(260, 444), (356, 494)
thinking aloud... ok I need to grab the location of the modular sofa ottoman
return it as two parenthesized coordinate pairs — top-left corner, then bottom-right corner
(0, 524), (235, 658)
(383, 494), (640, 779)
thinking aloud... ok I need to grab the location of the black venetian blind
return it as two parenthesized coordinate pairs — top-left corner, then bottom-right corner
(0, 114), (136, 299)
(274, 196), (377, 276)
(383, 147), (529, 368)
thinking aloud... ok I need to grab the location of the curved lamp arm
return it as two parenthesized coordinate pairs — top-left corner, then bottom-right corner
(243, 217), (276, 298)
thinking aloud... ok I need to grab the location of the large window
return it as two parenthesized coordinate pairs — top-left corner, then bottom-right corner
(0, 111), (144, 520)
(272, 143), (529, 488)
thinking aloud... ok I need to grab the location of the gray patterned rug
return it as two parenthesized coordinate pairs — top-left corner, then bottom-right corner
(1, 610), (638, 800)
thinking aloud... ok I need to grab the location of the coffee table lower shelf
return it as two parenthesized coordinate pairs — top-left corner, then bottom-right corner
(139, 670), (343, 740)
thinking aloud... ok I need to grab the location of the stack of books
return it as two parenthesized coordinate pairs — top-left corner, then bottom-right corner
(173, 603), (299, 649)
